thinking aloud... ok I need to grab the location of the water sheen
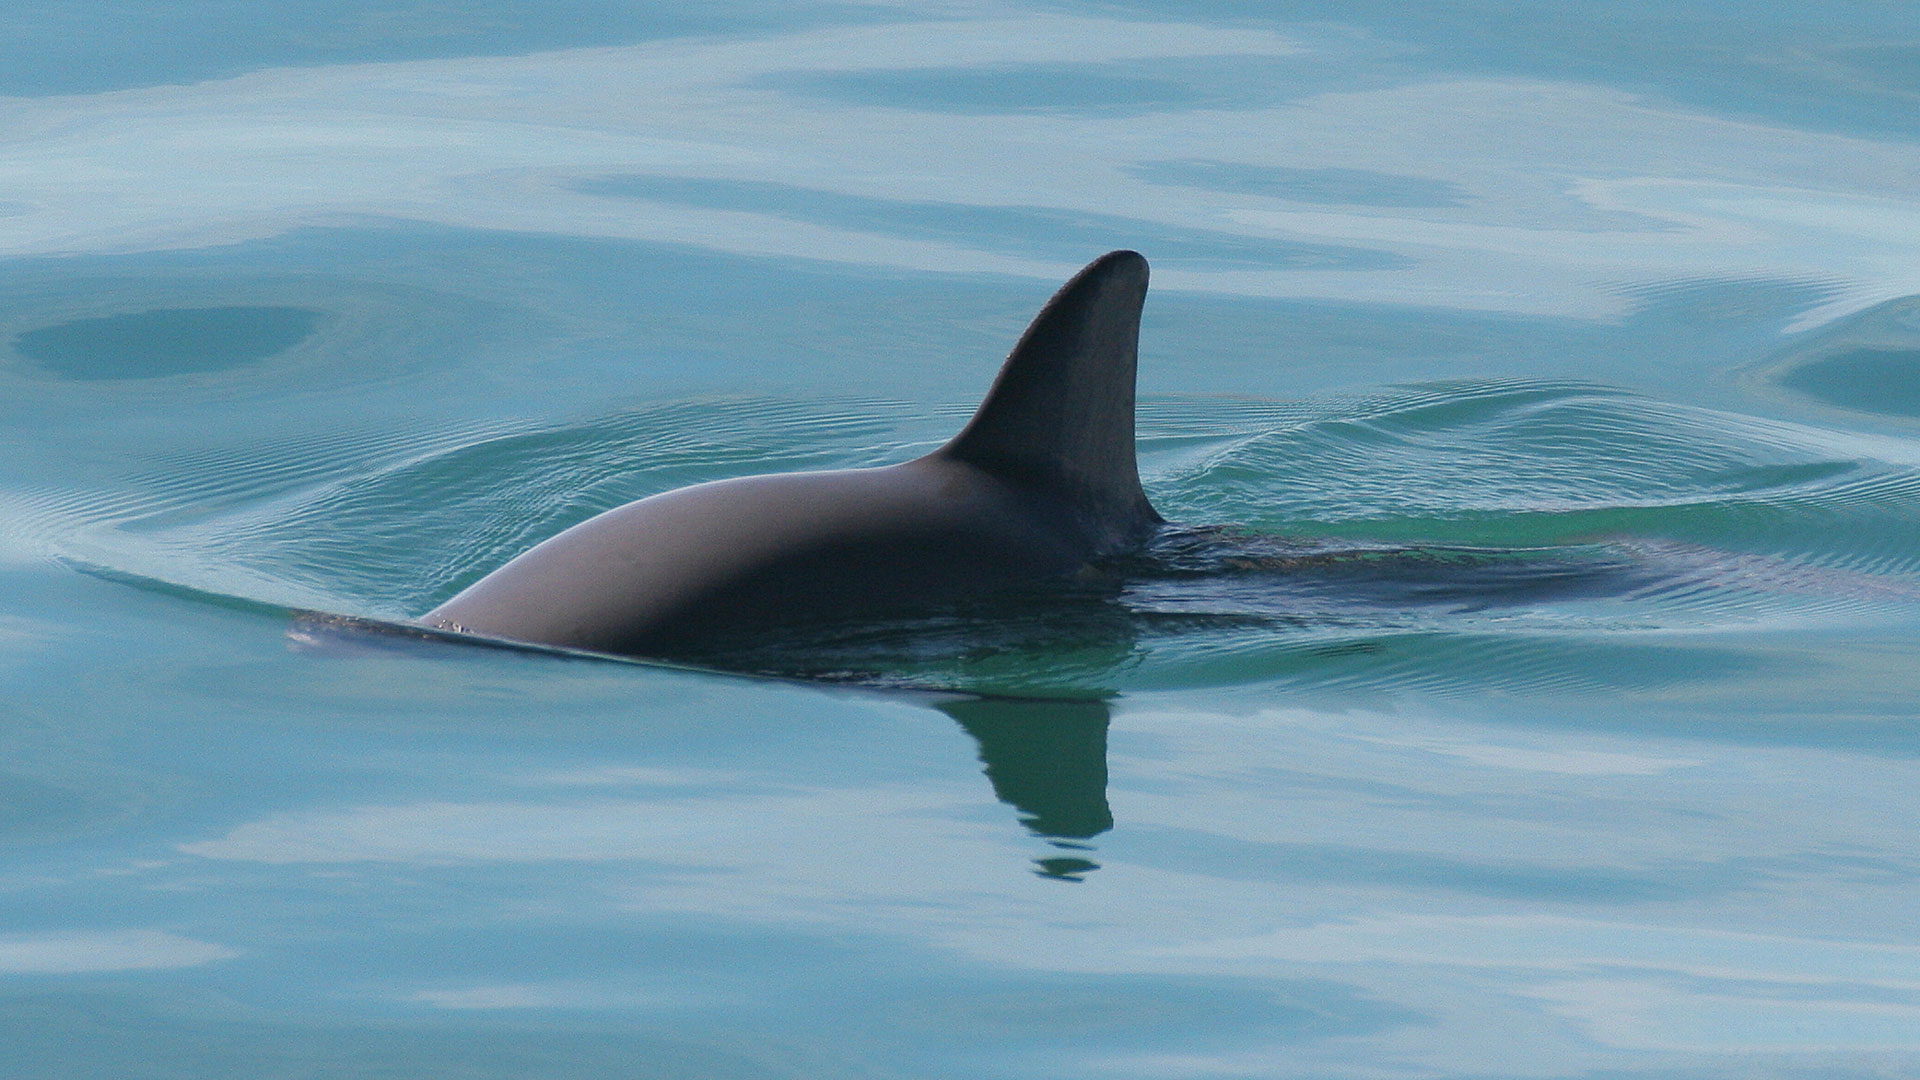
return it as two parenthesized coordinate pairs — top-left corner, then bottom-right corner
(5, 4), (1920, 1078)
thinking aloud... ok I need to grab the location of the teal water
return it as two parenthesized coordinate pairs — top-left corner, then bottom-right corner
(7, 4), (1920, 1076)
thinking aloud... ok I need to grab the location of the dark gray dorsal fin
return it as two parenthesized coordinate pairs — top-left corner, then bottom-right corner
(936, 250), (1162, 545)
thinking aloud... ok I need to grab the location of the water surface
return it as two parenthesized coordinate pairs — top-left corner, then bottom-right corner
(6, 3), (1920, 1077)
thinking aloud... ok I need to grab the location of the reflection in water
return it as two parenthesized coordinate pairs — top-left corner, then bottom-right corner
(937, 697), (1113, 880)
(6, 4), (1920, 1070)
(1030, 856), (1101, 882)
(5, 0), (1920, 1073)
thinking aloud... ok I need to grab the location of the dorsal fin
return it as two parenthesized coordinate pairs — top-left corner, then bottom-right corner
(935, 250), (1162, 546)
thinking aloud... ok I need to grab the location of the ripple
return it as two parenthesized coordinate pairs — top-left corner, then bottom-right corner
(34, 378), (1920, 696)
(49, 396), (911, 617)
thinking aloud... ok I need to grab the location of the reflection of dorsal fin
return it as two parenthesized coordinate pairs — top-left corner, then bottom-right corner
(935, 251), (1162, 548)
(937, 696), (1113, 842)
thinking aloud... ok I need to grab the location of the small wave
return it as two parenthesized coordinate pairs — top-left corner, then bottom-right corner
(26, 380), (1920, 696)
(37, 396), (916, 616)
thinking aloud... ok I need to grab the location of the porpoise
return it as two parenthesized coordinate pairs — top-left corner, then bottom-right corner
(423, 250), (1163, 657)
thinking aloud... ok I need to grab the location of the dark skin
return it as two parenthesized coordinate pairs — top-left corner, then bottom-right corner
(423, 252), (1163, 660)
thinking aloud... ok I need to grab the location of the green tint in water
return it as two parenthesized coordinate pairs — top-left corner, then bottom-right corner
(939, 697), (1113, 843)
(7, 1), (1920, 1068)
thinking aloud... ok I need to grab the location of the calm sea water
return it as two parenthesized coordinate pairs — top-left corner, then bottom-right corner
(7, 3), (1920, 1076)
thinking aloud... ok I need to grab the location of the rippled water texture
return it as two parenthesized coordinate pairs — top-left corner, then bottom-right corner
(6, 4), (1920, 1078)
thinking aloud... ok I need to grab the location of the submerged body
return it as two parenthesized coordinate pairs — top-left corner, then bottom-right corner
(424, 251), (1163, 657)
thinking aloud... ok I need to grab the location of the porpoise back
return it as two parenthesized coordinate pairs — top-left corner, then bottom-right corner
(423, 250), (1162, 657)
